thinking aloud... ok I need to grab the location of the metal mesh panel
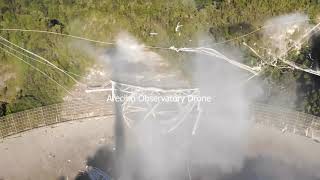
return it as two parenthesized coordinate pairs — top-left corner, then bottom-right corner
(0, 99), (113, 138)
(0, 98), (319, 139)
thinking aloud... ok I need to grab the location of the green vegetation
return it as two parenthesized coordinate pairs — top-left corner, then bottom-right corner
(263, 43), (320, 116)
(0, 0), (320, 116)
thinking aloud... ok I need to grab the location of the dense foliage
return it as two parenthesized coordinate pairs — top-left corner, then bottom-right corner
(0, 0), (320, 116)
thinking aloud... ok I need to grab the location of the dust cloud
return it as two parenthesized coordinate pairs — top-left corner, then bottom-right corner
(75, 14), (320, 179)
(96, 32), (257, 180)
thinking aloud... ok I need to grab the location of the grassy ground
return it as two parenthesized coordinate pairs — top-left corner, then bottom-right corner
(0, 0), (320, 115)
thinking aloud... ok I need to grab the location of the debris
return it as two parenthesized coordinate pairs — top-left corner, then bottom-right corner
(98, 137), (106, 144)
(48, 153), (55, 158)
(150, 32), (158, 36)
(78, 170), (85, 173)
(281, 125), (288, 133)
(175, 22), (183, 32)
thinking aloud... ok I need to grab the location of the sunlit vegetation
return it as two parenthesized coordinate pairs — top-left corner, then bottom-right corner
(0, 0), (320, 116)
